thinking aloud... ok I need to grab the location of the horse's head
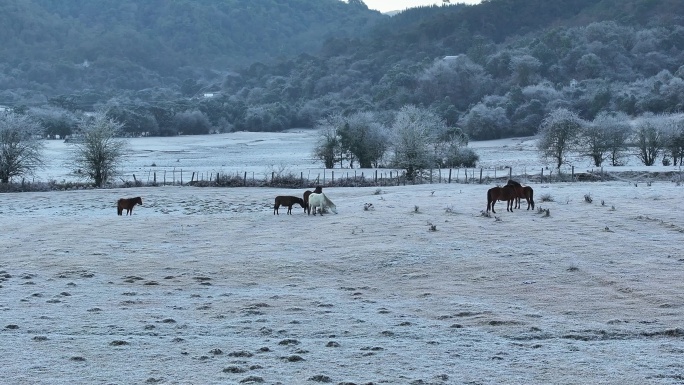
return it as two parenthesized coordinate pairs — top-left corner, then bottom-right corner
(136, 197), (143, 205)
(313, 185), (323, 194)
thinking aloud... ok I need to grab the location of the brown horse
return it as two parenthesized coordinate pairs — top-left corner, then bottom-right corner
(117, 197), (142, 216)
(274, 196), (305, 215)
(507, 179), (535, 210)
(486, 185), (515, 213)
(303, 186), (323, 213)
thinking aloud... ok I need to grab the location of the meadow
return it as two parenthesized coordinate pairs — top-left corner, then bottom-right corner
(1, 131), (683, 384)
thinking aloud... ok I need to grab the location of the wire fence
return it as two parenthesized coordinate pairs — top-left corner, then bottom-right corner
(2, 165), (682, 193)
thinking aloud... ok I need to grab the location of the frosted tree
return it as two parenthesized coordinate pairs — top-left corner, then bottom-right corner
(537, 108), (584, 169)
(580, 111), (630, 167)
(338, 111), (388, 168)
(312, 114), (345, 169)
(0, 112), (44, 183)
(69, 112), (127, 187)
(632, 114), (664, 166)
(459, 102), (510, 140)
(662, 116), (684, 166)
(389, 105), (443, 180)
(590, 111), (631, 166)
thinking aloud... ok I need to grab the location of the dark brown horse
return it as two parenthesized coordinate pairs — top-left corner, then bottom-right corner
(507, 180), (535, 210)
(486, 185), (516, 213)
(274, 196), (305, 215)
(303, 186), (323, 213)
(117, 197), (142, 216)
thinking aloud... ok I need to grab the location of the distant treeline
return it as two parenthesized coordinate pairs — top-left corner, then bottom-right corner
(2, 0), (684, 142)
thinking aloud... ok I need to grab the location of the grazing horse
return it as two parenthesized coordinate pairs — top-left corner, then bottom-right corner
(117, 197), (142, 216)
(486, 185), (515, 213)
(307, 192), (337, 215)
(507, 179), (535, 210)
(274, 196), (305, 215)
(302, 186), (324, 213)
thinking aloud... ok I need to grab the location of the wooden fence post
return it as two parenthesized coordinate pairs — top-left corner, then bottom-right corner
(572, 165), (575, 181)
(448, 168), (452, 183)
(243, 171), (247, 186)
(479, 168), (483, 184)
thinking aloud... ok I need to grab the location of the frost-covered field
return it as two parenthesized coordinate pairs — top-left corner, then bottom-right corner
(34, 129), (684, 185)
(1, 133), (684, 385)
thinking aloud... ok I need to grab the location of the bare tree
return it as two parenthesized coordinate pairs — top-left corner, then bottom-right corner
(537, 108), (584, 169)
(70, 112), (127, 187)
(0, 112), (44, 183)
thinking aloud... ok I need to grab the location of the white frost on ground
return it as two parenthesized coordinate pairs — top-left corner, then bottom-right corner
(2, 133), (684, 384)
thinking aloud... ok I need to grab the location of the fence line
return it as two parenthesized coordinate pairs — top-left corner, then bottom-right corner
(5, 165), (681, 193)
(120, 165), (615, 188)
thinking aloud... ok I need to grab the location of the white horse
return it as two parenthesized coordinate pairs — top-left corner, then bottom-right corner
(307, 192), (337, 215)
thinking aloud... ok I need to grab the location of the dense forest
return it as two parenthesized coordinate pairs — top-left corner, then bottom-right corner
(1, 0), (684, 142)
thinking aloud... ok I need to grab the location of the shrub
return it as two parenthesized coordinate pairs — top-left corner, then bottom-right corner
(539, 193), (554, 202)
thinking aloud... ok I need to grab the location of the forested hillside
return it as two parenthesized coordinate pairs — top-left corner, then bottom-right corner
(0, 0), (383, 102)
(2, 0), (684, 143)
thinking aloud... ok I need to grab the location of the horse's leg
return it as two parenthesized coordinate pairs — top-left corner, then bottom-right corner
(274, 203), (278, 215)
(287, 205), (292, 215)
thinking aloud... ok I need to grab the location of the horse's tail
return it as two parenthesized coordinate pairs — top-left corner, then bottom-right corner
(528, 187), (535, 209)
(486, 189), (493, 211)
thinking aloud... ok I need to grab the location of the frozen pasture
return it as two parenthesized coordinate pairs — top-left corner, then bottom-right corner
(1, 177), (684, 384)
(34, 129), (684, 185)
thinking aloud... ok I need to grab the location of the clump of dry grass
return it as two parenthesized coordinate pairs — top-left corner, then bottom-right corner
(584, 194), (593, 203)
(540, 193), (554, 202)
(537, 206), (550, 217)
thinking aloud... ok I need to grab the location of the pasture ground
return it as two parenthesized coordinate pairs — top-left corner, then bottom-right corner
(1, 181), (683, 384)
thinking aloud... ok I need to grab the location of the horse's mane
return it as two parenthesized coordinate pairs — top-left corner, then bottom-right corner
(319, 193), (335, 208)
